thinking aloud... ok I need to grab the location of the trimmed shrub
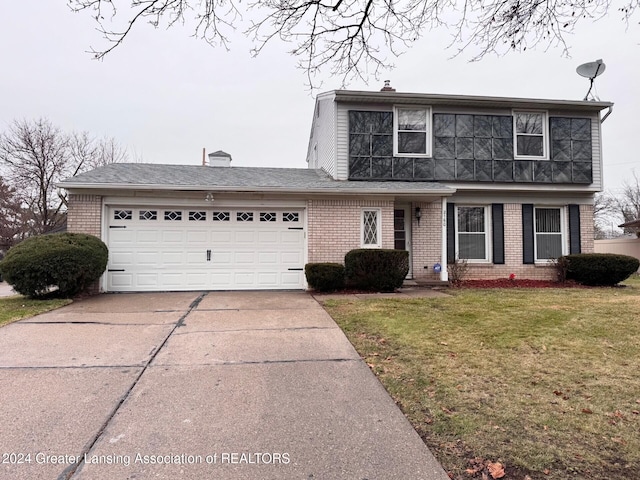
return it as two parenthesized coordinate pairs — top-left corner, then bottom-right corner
(305, 263), (345, 292)
(0, 233), (108, 298)
(563, 253), (639, 286)
(344, 249), (409, 292)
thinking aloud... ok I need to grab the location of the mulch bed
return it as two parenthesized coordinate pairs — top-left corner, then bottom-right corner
(457, 279), (588, 288)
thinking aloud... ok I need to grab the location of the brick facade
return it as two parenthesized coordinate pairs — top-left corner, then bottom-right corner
(67, 194), (102, 237)
(411, 201), (444, 282)
(458, 203), (556, 281)
(65, 193), (595, 287)
(307, 199), (394, 264)
(306, 199), (594, 282)
(580, 204), (595, 253)
(66, 194), (103, 294)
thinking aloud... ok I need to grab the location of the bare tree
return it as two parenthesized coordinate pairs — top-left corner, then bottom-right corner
(611, 171), (640, 237)
(593, 191), (615, 239)
(94, 136), (130, 167)
(68, 0), (639, 86)
(0, 177), (29, 251)
(0, 118), (128, 235)
(0, 119), (70, 234)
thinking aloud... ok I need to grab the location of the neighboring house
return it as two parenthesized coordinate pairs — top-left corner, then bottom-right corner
(58, 85), (612, 292)
(619, 218), (640, 234)
(594, 219), (640, 268)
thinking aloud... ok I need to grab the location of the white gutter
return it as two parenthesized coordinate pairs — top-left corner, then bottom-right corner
(333, 90), (614, 111)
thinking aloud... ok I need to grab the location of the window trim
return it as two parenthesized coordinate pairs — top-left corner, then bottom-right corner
(361, 208), (382, 248)
(513, 110), (548, 160)
(454, 205), (491, 263)
(533, 206), (566, 263)
(393, 105), (432, 157)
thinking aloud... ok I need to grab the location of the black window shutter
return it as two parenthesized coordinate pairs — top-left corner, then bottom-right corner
(522, 204), (535, 264)
(569, 204), (581, 254)
(492, 204), (505, 264)
(447, 203), (455, 264)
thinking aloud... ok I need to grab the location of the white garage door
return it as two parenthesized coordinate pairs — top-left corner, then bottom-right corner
(106, 207), (305, 291)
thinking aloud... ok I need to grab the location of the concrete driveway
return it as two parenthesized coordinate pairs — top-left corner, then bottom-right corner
(0, 291), (448, 480)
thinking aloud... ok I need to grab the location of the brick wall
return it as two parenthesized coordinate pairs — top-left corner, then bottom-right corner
(411, 201), (444, 281)
(455, 203), (559, 280)
(66, 194), (103, 295)
(580, 204), (595, 253)
(307, 199), (394, 264)
(443, 202), (596, 281)
(67, 194), (102, 236)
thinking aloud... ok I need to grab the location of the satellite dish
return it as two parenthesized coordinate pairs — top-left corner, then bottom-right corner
(577, 59), (606, 101)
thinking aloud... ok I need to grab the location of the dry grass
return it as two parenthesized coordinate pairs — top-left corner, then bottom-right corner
(323, 276), (640, 480)
(0, 296), (71, 327)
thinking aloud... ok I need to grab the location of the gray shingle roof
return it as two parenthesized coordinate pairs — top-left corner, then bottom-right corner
(58, 163), (454, 195)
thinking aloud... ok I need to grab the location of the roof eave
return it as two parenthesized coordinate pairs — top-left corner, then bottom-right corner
(331, 90), (613, 111)
(57, 182), (455, 196)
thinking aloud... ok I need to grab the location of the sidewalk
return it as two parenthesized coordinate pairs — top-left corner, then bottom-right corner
(0, 281), (18, 297)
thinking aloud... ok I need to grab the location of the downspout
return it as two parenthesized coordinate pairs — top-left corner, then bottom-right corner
(601, 105), (613, 123)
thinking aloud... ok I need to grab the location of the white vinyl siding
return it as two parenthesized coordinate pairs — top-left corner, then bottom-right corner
(307, 95), (337, 177)
(335, 104), (350, 180)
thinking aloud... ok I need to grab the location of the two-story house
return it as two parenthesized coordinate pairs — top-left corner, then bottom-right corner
(59, 85), (612, 292)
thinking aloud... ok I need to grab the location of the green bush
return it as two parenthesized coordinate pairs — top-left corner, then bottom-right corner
(344, 249), (409, 292)
(563, 253), (639, 286)
(305, 263), (345, 292)
(0, 233), (108, 298)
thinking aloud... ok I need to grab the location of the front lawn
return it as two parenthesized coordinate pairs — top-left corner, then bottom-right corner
(323, 277), (640, 480)
(0, 296), (72, 327)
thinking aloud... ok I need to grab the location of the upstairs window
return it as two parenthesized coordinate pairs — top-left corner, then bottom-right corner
(394, 107), (431, 157)
(514, 111), (547, 159)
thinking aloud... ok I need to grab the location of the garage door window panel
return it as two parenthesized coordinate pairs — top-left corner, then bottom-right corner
(164, 210), (182, 221)
(139, 210), (157, 221)
(283, 212), (299, 222)
(189, 211), (206, 221)
(260, 212), (277, 222)
(213, 211), (230, 222)
(237, 212), (254, 222)
(114, 210), (132, 220)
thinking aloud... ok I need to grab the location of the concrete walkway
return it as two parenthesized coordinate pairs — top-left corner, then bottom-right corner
(0, 281), (18, 297)
(0, 291), (449, 480)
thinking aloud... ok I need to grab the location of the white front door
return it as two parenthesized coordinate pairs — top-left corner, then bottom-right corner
(106, 207), (305, 291)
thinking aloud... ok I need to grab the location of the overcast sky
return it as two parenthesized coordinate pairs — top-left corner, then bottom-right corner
(1, 3), (638, 193)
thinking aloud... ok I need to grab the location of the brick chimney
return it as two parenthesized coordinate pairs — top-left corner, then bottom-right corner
(380, 80), (396, 92)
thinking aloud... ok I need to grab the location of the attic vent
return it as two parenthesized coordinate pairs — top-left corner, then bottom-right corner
(380, 80), (396, 92)
(207, 150), (232, 167)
